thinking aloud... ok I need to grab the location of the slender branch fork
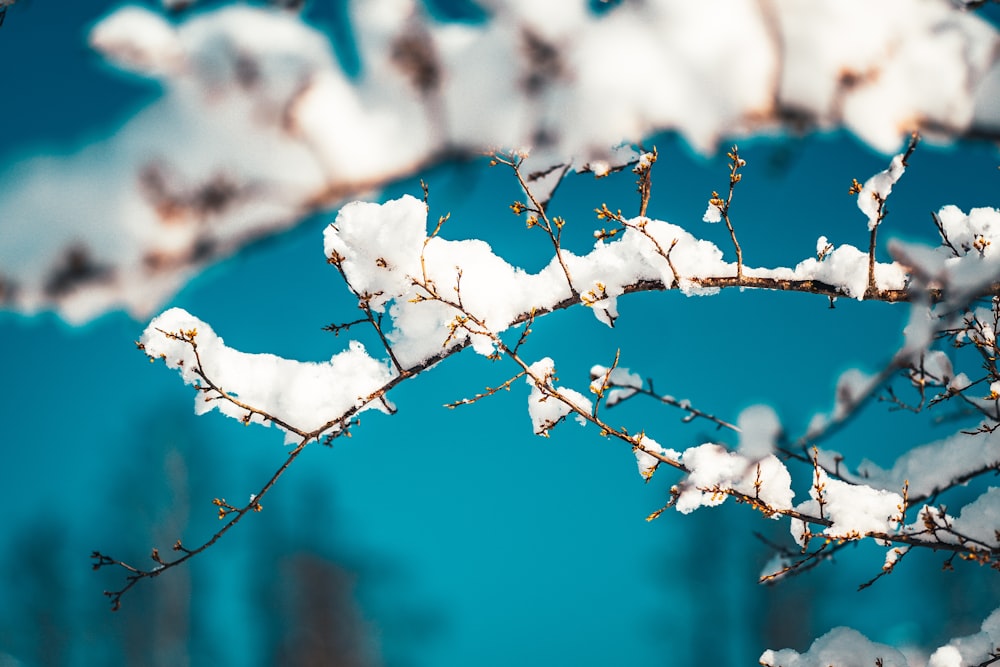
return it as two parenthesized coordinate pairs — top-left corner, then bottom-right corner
(92, 437), (308, 611)
(97, 139), (1000, 608)
(718, 146), (746, 282)
(94, 331), (457, 608)
(857, 132), (921, 300)
(604, 378), (740, 432)
(495, 152), (579, 299)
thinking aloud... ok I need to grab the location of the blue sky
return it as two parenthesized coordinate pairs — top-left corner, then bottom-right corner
(2, 2), (1000, 665)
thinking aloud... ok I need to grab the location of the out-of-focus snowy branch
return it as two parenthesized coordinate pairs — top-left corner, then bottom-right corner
(3, 0), (1000, 322)
(761, 607), (1000, 666)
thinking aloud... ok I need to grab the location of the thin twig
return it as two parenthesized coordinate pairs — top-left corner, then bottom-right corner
(606, 381), (739, 432)
(495, 152), (578, 298)
(94, 436), (311, 610)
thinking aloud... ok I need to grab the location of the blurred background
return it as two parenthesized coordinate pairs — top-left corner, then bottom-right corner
(2, 1), (1000, 665)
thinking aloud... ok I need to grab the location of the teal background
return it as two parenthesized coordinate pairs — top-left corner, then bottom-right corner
(2, 1), (1000, 665)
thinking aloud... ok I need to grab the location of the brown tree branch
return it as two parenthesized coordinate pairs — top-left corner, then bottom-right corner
(93, 436), (310, 610)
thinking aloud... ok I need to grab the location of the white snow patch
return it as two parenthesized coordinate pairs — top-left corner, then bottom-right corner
(761, 626), (908, 667)
(525, 358), (592, 436)
(791, 470), (901, 547)
(673, 443), (793, 515)
(141, 308), (395, 442)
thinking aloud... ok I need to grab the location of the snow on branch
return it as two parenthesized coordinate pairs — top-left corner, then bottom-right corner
(3, 0), (1000, 322)
(94, 133), (1000, 667)
(137, 308), (397, 442)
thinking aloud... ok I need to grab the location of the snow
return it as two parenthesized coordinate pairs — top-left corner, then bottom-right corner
(672, 443), (793, 515)
(4, 0), (1000, 322)
(589, 364), (643, 407)
(830, 369), (878, 417)
(758, 553), (793, 583)
(850, 423), (1000, 499)
(925, 606), (1000, 667)
(791, 470), (902, 547)
(908, 487), (1000, 549)
(983, 608), (1000, 655)
(133, 179), (1000, 652)
(525, 358), (592, 436)
(632, 433), (679, 480)
(310, 192), (922, 372)
(748, 241), (909, 300)
(911, 350), (954, 389)
(323, 196), (428, 312)
(856, 153), (906, 231)
(12, 2), (1000, 663)
(952, 488), (1000, 548)
(49, 7), (1000, 659)
(890, 212), (1000, 362)
(765, 606), (1000, 667)
(815, 236), (833, 259)
(760, 626), (908, 667)
(883, 546), (907, 570)
(130, 186), (1000, 494)
(88, 5), (184, 76)
(949, 373), (972, 393)
(928, 645), (962, 667)
(736, 404), (781, 460)
(141, 308), (396, 442)
(395, 236), (558, 364)
(806, 367), (879, 438)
